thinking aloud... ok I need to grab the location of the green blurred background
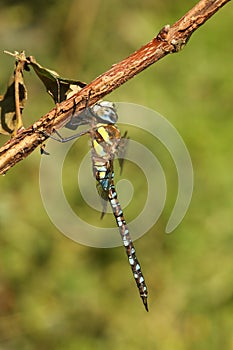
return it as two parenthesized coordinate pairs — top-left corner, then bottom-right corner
(1, 1), (233, 349)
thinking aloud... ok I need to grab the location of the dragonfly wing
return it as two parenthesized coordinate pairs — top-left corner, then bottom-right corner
(65, 108), (93, 130)
(96, 182), (109, 219)
(95, 160), (114, 219)
(117, 131), (129, 174)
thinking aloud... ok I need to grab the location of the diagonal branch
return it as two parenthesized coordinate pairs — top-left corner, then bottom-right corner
(0, 0), (231, 175)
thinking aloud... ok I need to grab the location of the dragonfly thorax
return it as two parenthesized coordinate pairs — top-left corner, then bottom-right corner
(91, 101), (118, 124)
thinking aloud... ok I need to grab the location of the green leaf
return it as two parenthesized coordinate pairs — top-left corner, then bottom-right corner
(28, 56), (86, 103)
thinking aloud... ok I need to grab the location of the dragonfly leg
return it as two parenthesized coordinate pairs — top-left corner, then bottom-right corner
(41, 129), (90, 143)
(40, 143), (50, 155)
(84, 89), (97, 119)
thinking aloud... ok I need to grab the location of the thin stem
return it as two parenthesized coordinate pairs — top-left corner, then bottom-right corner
(0, 0), (231, 174)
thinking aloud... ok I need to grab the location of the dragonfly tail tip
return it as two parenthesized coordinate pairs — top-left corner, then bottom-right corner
(142, 297), (149, 312)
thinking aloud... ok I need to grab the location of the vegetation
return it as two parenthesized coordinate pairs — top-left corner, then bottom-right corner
(0, 1), (233, 349)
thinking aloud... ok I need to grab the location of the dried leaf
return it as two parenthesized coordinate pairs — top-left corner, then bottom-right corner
(28, 56), (86, 103)
(0, 51), (28, 135)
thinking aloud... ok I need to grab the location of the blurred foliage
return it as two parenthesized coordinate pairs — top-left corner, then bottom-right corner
(1, 0), (233, 349)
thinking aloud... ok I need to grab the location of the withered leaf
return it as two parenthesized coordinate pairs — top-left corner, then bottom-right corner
(0, 51), (28, 135)
(28, 56), (86, 103)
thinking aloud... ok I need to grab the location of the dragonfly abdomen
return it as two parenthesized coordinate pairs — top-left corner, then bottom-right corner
(108, 184), (148, 311)
(94, 164), (114, 192)
(92, 123), (148, 311)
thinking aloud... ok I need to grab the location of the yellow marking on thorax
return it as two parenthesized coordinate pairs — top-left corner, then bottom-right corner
(93, 139), (105, 157)
(97, 125), (111, 144)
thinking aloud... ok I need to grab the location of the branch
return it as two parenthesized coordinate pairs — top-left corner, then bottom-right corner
(0, 0), (231, 175)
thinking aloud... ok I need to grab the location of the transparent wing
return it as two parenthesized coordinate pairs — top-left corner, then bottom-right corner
(117, 131), (129, 174)
(64, 108), (93, 130)
(95, 161), (114, 219)
(96, 182), (109, 219)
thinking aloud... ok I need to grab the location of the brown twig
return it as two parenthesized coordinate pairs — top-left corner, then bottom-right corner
(0, 0), (231, 175)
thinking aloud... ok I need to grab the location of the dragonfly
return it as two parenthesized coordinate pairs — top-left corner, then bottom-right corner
(48, 100), (149, 311)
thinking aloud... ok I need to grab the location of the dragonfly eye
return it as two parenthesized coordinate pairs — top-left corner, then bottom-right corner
(92, 101), (118, 124)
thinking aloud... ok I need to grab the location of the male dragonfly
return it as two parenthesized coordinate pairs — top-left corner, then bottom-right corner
(48, 100), (149, 311)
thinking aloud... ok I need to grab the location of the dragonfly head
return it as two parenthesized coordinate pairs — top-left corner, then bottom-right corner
(92, 101), (118, 124)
